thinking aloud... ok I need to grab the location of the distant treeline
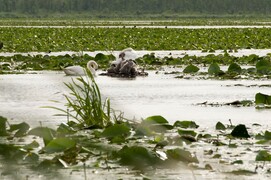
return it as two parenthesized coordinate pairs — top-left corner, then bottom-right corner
(0, 0), (270, 18)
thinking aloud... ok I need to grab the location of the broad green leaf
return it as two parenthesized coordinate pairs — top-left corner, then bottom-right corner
(256, 59), (271, 74)
(144, 115), (169, 125)
(183, 64), (199, 73)
(264, 131), (271, 140)
(167, 148), (198, 163)
(256, 150), (271, 161)
(56, 123), (76, 135)
(117, 145), (161, 168)
(95, 53), (108, 61)
(255, 93), (271, 105)
(208, 63), (221, 75)
(228, 63), (242, 74)
(101, 123), (131, 138)
(9, 122), (30, 137)
(140, 115), (172, 133)
(230, 124), (250, 138)
(215, 121), (226, 130)
(178, 129), (197, 137)
(22, 141), (40, 151)
(173, 120), (199, 129)
(28, 127), (56, 146)
(43, 138), (76, 153)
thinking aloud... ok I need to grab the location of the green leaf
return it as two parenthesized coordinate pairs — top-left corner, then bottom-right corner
(264, 131), (271, 140)
(208, 63), (221, 75)
(178, 129), (197, 137)
(230, 124), (250, 138)
(173, 120), (199, 129)
(228, 63), (242, 74)
(22, 141), (40, 151)
(215, 121), (226, 130)
(0, 116), (8, 136)
(255, 93), (271, 105)
(256, 150), (271, 161)
(144, 115), (169, 125)
(166, 148), (198, 163)
(256, 59), (271, 74)
(56, 123), (76, 135)
(9, 122), (30, 137)
(94, 53), (108, 61)
(117, 145), (161, 168)
(101, 123), (131, 138)
(183, 64), (199, 73)
(28, 127), (56, 146)
(43, 138), (76, 153)
(140, 115), (172, 133)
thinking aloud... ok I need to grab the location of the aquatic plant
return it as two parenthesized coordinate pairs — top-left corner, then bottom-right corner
(49, 69), (119, 128)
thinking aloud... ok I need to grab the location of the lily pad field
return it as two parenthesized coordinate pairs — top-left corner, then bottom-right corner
(1, 19), (271, 179)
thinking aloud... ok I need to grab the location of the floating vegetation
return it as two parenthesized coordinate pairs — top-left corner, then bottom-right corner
(1, 72), (271, 179)
(1, 27), (271, 52)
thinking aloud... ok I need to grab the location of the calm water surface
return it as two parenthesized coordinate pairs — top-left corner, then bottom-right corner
(1, 71), (271, 128)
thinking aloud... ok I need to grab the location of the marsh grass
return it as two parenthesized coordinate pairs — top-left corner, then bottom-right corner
(50, 69), (121, 128)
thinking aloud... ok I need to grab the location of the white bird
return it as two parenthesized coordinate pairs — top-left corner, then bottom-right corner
(118, 47), (137, 61)
(109, 48), (138, 70)
(63, 60), (98, 76)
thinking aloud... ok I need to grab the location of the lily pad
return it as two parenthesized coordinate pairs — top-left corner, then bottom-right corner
(228, 63), (242, 74)
(43, 138), (76, 153)
(28, 127), (56, 146)
(183, 64), (199, 73)
(166, 148), (198, 163)
(101, 123), (131, 139)
(256, 150), (271, 161)
(255, 93), (271, 105)
(117, 145), (161, 168)
(173, 120), (199, 129)
(215, 121), (226, 130)
(9, 122), (30, 137)
(208, 63), (223, 75)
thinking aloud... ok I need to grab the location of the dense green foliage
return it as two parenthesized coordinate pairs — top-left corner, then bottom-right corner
(0, 0), (271, 18)
(1, 27), (271, 52)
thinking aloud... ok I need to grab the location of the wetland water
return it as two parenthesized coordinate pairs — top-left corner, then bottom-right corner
(1, 70), (271, 128)
(1, 48), (271, 59)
